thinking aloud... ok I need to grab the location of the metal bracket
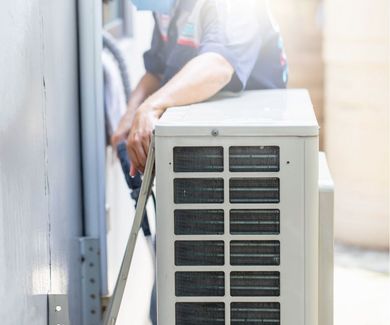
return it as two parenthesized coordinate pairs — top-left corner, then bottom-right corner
(48, 294), (70, 325)
(80, 237), (102, 325)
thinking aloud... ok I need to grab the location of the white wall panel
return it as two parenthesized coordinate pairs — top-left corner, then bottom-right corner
(0, 0), (82, 324)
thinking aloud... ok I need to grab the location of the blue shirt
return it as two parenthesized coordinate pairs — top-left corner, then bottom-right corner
(144, 0), (288, 92)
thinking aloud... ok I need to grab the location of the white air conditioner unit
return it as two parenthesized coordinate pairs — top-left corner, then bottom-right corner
(155, 89), (334, 325)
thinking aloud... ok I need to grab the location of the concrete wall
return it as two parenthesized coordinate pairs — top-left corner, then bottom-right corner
(0, 1), (83, 324)
(324, 0), (389, 249)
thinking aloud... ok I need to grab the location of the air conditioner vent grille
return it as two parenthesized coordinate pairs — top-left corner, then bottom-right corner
(171, 143), (284, 324)
(230, 271), (280, 297)
(230, 240), (280, 266)
(176, 303), (225, 325)
(230, 209), (280, 235)
(175, 209), (224, 235)
(175, 272), (225, 297)
(174, 147), (224, 172)
(175, 241), (225, 266)
(229, 146), (280, 172)
(229, 178), (280, 204)
(231, 302), (280, 325)
(174, 178), (224, 204)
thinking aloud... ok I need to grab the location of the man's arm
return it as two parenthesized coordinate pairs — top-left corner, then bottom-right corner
(111, 72), (161, 147)
(127, 52), (234, 175)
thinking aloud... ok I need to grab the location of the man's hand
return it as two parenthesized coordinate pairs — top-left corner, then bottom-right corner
(126, 103), (159, 176)
(111, 103), (157, 176)
(111, 110), (134, 150)
(111, 71), (162, 154)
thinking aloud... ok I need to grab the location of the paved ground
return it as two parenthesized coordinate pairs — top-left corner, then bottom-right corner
(334, 244), (389, 325)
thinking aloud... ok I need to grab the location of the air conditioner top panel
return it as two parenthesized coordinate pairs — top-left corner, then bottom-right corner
(155, 89), (319, 137)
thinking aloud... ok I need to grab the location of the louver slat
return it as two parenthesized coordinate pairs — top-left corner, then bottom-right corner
(229, 178), (280, 204)
(230, 241), (280, 266)
(175, 209), (224, 235)
(176, 303), (225, 325)
(231, 302), (280, 325)
(174, 178), (224, 204)
(175, 272), (225, 297)
(229, 146), (280, 172)
(230, 209), (280, 235)
(175, 241), (225, 266)
(174, 147), (224, 172)
(230, 271), (280, 296)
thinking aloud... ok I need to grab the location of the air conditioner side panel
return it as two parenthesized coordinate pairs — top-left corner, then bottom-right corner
(319, 152), (334, 325)
(304, 137), (320, 325)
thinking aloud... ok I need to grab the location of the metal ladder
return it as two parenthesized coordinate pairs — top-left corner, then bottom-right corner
(103, 137), (156, 325)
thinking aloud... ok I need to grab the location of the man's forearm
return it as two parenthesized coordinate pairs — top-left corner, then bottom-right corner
(128, 72), (161, 113)
(125, 52), (234, 174)
(142, 52), (234, 117)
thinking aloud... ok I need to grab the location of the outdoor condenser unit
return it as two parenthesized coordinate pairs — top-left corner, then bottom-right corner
(155, 90), (334, 325)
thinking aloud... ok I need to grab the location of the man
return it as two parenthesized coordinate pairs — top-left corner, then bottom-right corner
(112, 0), (288, 176)
(112, 1), (287, 323)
